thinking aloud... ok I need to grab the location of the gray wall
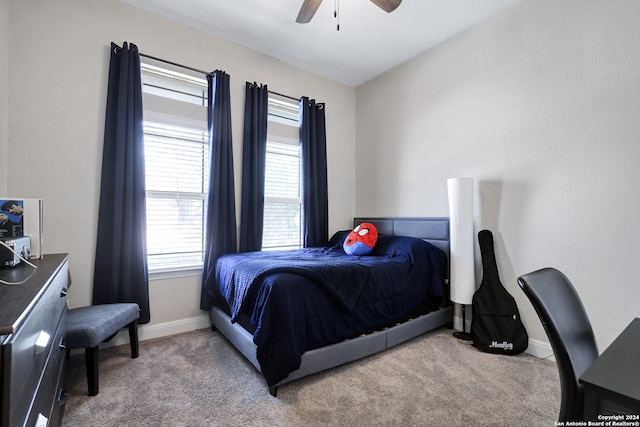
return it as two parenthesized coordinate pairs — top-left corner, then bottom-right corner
(356, 0), (640, 350)
(0, 0), (9, 192)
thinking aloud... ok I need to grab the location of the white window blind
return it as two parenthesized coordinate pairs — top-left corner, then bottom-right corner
(268, 96), (299, 126)
(141, 62), (209, 272)
(262, 95), (302, 250)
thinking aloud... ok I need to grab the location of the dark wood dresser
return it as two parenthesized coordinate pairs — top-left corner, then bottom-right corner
(0, 254), (69, 427)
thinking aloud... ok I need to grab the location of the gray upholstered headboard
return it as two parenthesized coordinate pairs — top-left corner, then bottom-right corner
(353, 217), (451, 304)
(353, 217), (450, 259)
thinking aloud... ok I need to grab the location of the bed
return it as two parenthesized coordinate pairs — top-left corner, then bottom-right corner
(205, 217), (453, 396)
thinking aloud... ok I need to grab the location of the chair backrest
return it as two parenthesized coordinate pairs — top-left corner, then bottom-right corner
(517, 268), (598, 422)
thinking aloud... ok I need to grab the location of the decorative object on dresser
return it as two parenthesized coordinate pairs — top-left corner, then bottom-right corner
(0, 254), (69, 427)
(65, 303), (140, 396)
(0, 198), (44, 259)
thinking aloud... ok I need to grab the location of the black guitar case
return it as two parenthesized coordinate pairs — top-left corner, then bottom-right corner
(471, 230), (528, 354)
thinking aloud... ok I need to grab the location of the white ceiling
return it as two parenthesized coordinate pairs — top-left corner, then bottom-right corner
(121, 0), (521, 87)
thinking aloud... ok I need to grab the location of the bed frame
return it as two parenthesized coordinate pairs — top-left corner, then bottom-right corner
(208, 217), (453, 396)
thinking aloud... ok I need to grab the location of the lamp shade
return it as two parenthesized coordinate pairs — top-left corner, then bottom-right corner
(448, 177), (475, 305)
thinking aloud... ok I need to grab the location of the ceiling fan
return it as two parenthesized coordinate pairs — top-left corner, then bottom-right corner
(296, 0), (402, 24)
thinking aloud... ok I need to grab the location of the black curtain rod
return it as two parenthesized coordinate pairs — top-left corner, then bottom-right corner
(248, 82), (301, 102)
(115, 44), (302, 102)
(142, 52), (301, 102)
(140, 52), (213, 76)
(266, 90), (301, 102)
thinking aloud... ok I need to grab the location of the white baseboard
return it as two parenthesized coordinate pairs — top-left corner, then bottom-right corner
(453, 312), (555, 362)
(75, 314), (211, 353)
(525, 337), (555, 362)
(75, 312), (556, 364)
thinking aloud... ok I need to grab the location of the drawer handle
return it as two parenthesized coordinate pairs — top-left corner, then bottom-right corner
(34, 330), (51, 354)
(35, 414), (48, 427)
(59, 337), (66, 351)
(60, 287), (68, 297)
(58, 389), (67, 406)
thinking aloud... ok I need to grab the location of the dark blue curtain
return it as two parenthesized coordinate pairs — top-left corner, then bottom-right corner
(93, 42), (150, 323)
(200, 70), (237, 310)
(299, 96), (328, 247)
(239, 82), (269, 252)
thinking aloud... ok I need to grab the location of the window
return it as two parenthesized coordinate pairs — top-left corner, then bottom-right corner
(140, 69), (301, 266)
(262, 96), (302, 250)
(141, 62), (209, 272)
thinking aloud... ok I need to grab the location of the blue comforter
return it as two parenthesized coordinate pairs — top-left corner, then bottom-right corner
(217, 247), (371, 322)
(207, 233), (447, 387)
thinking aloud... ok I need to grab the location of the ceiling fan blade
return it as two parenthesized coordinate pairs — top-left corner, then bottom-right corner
(370, 0), (402, 13)
(296, 0), (323, 23)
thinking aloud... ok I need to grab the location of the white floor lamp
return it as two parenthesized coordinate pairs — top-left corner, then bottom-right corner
(447, 177), (475, 341)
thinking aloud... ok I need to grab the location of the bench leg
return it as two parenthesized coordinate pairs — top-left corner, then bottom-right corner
(85, 346), (99, 396)
(128, 320), (139, 358)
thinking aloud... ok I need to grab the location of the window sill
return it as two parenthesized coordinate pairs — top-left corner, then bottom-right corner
(149, 266), (202, 281)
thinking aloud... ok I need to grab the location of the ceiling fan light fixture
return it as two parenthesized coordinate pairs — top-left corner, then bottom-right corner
(295, 0), (402, 25)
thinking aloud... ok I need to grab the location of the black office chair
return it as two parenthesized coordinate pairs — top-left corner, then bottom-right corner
(517, 268), (598, 423)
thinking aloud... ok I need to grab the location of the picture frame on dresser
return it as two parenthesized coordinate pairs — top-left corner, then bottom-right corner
(0, 198), (44, 259)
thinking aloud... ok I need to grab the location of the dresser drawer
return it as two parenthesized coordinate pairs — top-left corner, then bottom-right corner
(3, 263), (68, 427)
(26, 312), (67, 427)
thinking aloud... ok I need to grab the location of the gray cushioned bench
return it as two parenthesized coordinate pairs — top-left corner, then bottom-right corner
(66, 303), (140, 396)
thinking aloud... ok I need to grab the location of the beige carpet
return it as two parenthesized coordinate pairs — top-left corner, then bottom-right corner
(62, 327), (559, 426)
